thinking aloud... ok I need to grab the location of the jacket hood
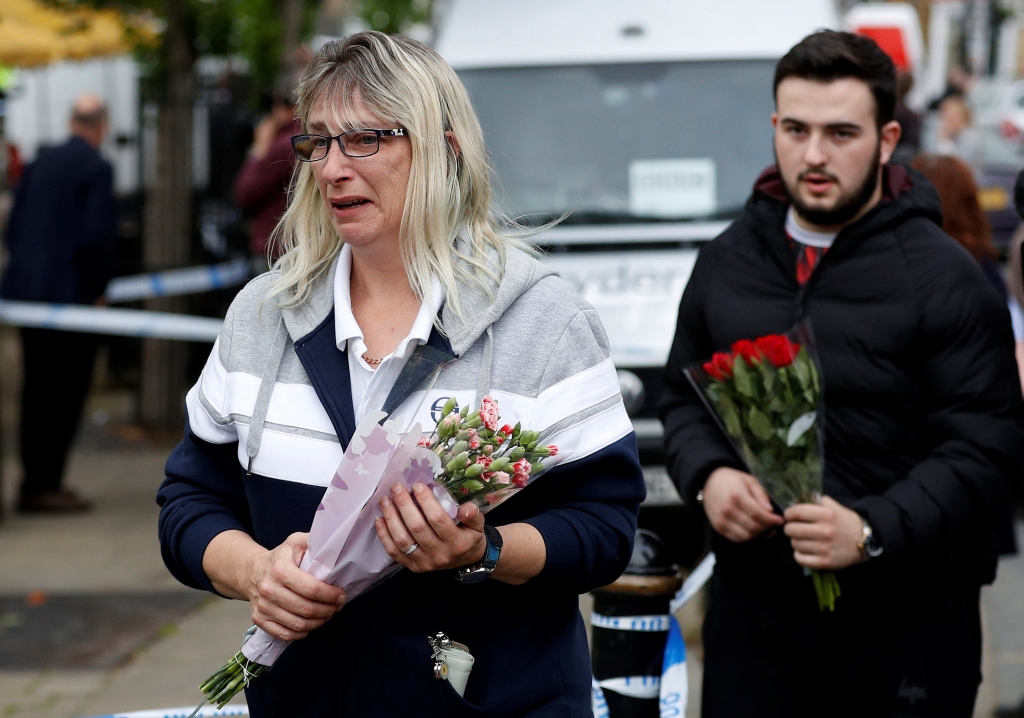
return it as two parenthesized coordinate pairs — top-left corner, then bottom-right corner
(441, 242), (557, 356)
(747, 163), (943, 241)
(278, 239), (557, 357)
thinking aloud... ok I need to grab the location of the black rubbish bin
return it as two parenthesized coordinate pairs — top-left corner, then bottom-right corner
(591, 529), (681, 718)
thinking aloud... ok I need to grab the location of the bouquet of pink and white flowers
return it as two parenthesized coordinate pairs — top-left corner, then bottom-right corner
(191, 395), (558, 714)
(421, 396), (558, 508)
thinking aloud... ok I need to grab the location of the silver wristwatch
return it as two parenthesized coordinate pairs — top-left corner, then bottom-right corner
(456, 525), (503, 583)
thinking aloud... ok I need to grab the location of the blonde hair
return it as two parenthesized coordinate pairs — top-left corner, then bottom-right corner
(268, 31), (529, 317)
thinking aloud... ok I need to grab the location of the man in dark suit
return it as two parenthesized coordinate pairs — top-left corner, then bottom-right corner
(1, 95), (117, 513)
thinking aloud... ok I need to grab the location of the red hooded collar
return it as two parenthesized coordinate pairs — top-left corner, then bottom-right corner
(752, 163), (913, 204)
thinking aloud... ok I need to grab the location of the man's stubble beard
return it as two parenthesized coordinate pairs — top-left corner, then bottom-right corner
(779, 143), (882, 228)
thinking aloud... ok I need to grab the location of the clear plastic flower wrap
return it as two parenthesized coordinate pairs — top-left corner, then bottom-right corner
(685, 320), (840, 612)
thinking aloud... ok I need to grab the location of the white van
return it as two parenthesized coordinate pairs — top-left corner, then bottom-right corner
(436, 0), (839, 461)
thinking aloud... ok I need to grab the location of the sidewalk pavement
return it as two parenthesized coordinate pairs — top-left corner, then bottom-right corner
(0, 428), (251, 718)
(0, 427), (705, 718)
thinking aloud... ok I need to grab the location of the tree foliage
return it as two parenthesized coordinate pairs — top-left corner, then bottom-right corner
(44, 0), (321, 100)
(358, 0), (430, 34)
(44, 0), (435, 98)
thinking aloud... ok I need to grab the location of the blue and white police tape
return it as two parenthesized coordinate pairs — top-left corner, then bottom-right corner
(105, 258), (252, 304)
(0, 300), (222, 342)
(81, 707), (247, 718)
(591, 552), (716, 718)
(590, 616), (687, 718)
(670, 552), (716, 615)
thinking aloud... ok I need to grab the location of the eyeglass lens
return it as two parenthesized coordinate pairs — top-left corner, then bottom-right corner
(292, 131), (382, 161)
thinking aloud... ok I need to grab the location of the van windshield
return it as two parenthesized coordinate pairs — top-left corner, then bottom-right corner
(458, 60), (778, 224)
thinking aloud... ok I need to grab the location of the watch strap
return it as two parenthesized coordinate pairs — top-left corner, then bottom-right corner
(481, 524), (503, 571)
(455, 525), (503, 582)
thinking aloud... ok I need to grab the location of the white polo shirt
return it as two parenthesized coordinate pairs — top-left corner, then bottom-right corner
(333, 243), (445, 424)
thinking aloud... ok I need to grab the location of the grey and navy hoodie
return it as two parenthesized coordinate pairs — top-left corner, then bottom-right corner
(157, 244), (646, 717)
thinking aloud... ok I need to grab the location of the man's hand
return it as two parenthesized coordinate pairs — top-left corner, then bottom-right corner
(783, 496), (865, 570)
(244, 532), (347, 641)
(702, 467), (784, 543)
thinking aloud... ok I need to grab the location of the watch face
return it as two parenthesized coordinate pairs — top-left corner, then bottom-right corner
(459, 568), (491, 584)
(865, 534), (884, 558)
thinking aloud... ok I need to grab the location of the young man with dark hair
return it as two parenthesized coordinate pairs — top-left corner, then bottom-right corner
(661, 31), (1024, 716)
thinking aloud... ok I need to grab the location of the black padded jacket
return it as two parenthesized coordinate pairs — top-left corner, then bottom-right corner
(660, 164), (1024, 589)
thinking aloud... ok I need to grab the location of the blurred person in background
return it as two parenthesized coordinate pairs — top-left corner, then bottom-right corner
(1009, 233), (1024, 387)
(233, 87), (299, 263)
(1009, 172), (1024, 391)
(0, 95), (116, 513)
(6, 142), (23, 187)
(660, 32), (1024, 717)
(935, 94), (979, 170)
(890, 70), (921, 166)
(911, 154), (1007, 295)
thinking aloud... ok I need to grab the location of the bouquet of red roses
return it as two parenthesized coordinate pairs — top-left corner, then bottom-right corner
(686, 323), (840, 611)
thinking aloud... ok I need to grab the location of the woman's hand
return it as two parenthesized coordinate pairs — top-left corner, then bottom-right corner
(242, 532), (347, 641)
(376, 483), (486, 572)
(249, 114), (285, 159)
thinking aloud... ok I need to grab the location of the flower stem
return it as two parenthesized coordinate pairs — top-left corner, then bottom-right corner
(810, 569), (841, 611)
(196, 651), (267, 709)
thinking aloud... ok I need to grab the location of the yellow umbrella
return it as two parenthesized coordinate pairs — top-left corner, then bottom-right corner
(0, 0), (152, 67)
(0, 14), (58, 66)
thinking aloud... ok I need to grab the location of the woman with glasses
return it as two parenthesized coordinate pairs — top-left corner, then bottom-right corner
(158, 31), (644, 717)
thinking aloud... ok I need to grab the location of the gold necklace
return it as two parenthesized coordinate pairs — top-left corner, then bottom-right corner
(361, 353), (384, 366)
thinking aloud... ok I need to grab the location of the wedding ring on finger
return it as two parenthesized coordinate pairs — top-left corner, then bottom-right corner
(403, 543), (420, 556)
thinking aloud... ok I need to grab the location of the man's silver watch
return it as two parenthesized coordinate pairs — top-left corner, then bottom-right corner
(856, 516), (883, 559)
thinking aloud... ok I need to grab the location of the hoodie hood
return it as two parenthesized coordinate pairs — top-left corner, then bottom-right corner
(278, 239), (558, 357)
(441, 242), (558, 356)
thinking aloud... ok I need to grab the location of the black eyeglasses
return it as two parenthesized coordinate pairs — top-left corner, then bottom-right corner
(290, 129), (407, 161)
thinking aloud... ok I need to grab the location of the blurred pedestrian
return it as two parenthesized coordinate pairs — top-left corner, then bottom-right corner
(660, 31), (1024, 717)
(0, 95), (116, 513)
(1009, 172), (1024, 391)
(233, 87), (298, 263)
(890, 69), (921, 165)
(935, 94), (979, 170)
(6, 142), (23, 187)
(911, 153), (1005, 294)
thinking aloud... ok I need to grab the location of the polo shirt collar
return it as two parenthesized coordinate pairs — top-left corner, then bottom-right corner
(333, 243), (444, 357)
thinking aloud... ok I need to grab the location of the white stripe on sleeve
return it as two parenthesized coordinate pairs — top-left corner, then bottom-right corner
(530, 356), (622, 431)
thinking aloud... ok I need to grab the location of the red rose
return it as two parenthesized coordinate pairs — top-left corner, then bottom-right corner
(754, 334), (800, 367)
(702, 351), (734, 381)
(730, 339), (763, 366)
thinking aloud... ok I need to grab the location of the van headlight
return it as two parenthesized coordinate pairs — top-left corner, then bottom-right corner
(617, 370), (646, 417)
